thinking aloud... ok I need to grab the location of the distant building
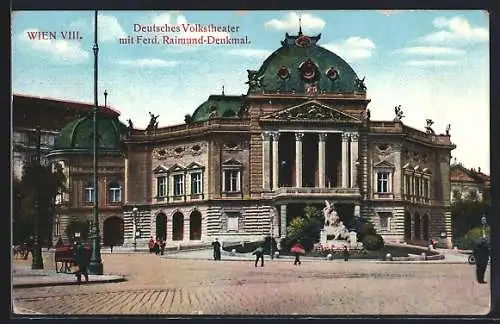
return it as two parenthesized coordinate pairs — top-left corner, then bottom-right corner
(450, 162), (490, 203)
(12, 94), (120, 180)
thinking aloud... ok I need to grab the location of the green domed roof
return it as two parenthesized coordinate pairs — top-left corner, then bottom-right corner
(247, 32), (363, 95)
(190, 95), (244, 123)
(52, 115), (124, 152)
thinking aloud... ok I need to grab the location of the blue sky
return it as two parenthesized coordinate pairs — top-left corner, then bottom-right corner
(12, 10), (489, 173)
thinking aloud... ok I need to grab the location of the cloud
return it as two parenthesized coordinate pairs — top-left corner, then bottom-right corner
(394, 46), (466, 56)
(405, 60), (460, 67)
(96, 14), (127, 41)
(376, 10), (405, 16)
(117, 58), (181, 67)
(264, 12), (325, 32)
(322, 37), (376, 62)
(18, 29), (89, 63)
(419, 16), (488, 44)
(225, 49), (272, 59)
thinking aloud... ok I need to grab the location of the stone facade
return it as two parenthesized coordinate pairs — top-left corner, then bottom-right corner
(450, 163), (490, 203)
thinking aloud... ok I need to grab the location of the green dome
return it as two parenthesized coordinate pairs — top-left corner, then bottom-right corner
(190, 95), (244, 123)
(52, 115), (124, 152)
(248, 32), (362, 95)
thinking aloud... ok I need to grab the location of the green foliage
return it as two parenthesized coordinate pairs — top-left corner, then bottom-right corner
(362, 234), (385, 251)
(280, 205), (323, 252)
(455, 226), (490, 250)
(65, 220), (90, 242)
(451, 200), (489, 241)
(13, 162), (66, 245)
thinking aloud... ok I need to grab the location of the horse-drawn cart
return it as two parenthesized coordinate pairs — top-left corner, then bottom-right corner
(54, 243), (91, 274)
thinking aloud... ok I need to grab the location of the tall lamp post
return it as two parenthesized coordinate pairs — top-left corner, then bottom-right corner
(31, 125), (43, 269)
(88, 10), (103, 275)
(132, 207), (138, 251)
(481, 215), (487, 238)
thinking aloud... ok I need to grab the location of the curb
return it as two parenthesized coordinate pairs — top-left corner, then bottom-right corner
(13, 276), (126, 289)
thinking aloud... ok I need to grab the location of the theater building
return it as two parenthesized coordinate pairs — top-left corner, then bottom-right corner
(121, 29), (456, 248)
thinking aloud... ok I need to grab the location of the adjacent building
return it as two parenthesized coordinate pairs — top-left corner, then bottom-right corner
(450, 162), (490, 203)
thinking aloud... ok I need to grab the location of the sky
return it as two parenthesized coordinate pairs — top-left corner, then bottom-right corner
(11, 10), (490, 173)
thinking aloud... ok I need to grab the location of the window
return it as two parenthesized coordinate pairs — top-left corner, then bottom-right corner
(452, 189), (462, 201)
(84, 183), (94, 203)
(468, 189), (478, 201)
(405, 175), (411, 195)
(223, 169), (240, 192)
(157, 176), (167, 197)
(423, 179), (429, 198)
(376, 172), (389, 193)
(191, 172), (203, 195)
(415, 178), (420, 197)
(173, 174), (184, 196)
(227, 212), (240, 231)
(378, 212), (392, 231)
(108, 182), (122, 203)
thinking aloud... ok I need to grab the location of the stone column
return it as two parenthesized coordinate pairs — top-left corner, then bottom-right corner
(318, 133), (327, 188)
(124, 155), (128, 203)
(280, 204), (287, 237)
(341, 132), (350, 188)
(261, 132), (271, 190)
(295, 132), (304, 187)
(272, 132), (280, 190)
(350, 133), (359, 188)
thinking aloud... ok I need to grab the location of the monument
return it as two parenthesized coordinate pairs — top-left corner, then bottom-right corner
(318, 200), (362, 249)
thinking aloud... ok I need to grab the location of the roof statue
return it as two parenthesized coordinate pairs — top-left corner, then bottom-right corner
(394, 105), (405, 121)
(425, 119), (435, 134)
(446, 124), (451, 136)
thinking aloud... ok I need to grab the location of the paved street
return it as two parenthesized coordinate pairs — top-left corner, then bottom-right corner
(12, 252), (490, 316)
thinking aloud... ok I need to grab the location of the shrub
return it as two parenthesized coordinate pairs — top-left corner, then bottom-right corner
(362, 234), (384, 251)
(457, 226), (490, 250)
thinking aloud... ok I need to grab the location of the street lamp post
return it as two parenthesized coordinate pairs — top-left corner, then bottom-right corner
(132, 207), (138, 251)
(88, 10), (103, 275)
(32, 125), (43, 269)
(481, 215), (487, 238)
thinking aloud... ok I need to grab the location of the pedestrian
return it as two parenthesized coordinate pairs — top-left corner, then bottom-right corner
(473, 238), (490, 284)
(74, 242), (89, 284)
(290, 241), (305, 265)
(212, 238), (221, 261)
(148, 237), (155, 253)
(160, 239), (166, 255)
(110, 244), (114, 253)
(154, 239), (160, 255)
(343, 245), (350, 262)
(252, 245), (264, 267)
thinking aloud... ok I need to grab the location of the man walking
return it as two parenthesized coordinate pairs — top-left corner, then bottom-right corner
(74, 242), (89, 284)
(253, 245), (264, 267)
(473, 238), (490, 284)
(212, 238), (221, 261)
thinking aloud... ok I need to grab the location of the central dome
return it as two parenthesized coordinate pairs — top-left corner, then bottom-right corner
(247, 32), (362, 95)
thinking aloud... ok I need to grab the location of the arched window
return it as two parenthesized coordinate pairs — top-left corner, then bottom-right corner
(84, 182), (94, 203)
(108, 182), (122, 203)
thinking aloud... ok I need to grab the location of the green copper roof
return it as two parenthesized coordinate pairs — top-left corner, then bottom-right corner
(53, 115), (124, 151)
(190, 95), (244, 122)
(247, 32), (361, 95)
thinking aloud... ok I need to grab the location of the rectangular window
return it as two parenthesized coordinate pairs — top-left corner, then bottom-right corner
(405, 175), (411, 195)
(108, 187), (121, 202)
(378, 212), (392, 231)
(223, 169), (240, 192)
(173, 174), (184, 196)
(84, 187), (94, 203)
(191, 172), (203, 195)
(227, 212), (240, 231)
(415, 178), (420, 197)
(423, 179), (429, 198)
(157, 176), (167, 197)
(376, 172), (389, 193)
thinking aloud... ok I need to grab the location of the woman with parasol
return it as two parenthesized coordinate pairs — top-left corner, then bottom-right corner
(252, 245), (265, 267)
(290, 241), (305, 265)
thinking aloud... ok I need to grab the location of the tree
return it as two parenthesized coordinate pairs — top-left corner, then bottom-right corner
(13, 161), (66, 245)
(280, 205), (323, 252)
(451, 199), (489, 243)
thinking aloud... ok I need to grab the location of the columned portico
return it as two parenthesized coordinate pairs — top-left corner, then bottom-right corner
(318, 133), (327, 188)
(341, 133), (349, 188)
(350, 133), (359, 188)
(272, 132), (280, 190)
(295, 132), (304, 188)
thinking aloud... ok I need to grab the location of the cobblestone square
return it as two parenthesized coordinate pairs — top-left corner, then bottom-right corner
(12, 253), (490, 316)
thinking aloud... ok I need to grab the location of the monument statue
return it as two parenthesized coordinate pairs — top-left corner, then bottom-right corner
(319, 200), (361, 249)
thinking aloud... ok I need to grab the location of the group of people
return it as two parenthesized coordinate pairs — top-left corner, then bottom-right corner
(148, 237), (166, 255)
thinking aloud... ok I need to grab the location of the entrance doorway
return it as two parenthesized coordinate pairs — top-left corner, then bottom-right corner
(190, 210), (202, 240)
(156, 213), (167, 241)
(172, 212), (184, 241)
(103, 216), (124, 246)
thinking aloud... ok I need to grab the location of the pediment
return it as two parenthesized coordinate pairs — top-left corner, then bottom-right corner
(374, 160), (394, 168)
(186, 162), (204, 170)
(152, 165), (168, 174)
(261, 100), (360, 122)
(222, 158), (242, 166)
(168, 164), (185, 172)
